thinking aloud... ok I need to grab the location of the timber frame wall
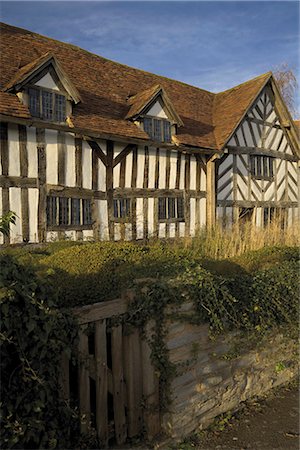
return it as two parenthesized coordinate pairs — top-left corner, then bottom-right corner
(0, 121), (208, 244)
(216, 87), (300, 226)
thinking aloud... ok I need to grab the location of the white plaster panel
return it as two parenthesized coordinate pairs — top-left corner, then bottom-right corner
(265, 127), (277, 149)
(148, 148), (156, 189)
(218, 182), (233, 201)
(242, 122), (253, 147)
(47, 231), (58, 242)
(266, 110), (276, 122)
(46, 129), (58, 185)
(9, 187), (22, 243)
(236, 128), (246, 147)
(125, 223), (132, 241)
(147, 101), (168, 118)
(114, 223), (121, 241)
(236, 155), (248, 176)
(125, 151), (133, 188)
(264, 183), (275, 201)
(28, 188), (38, 242)
(65, 230), (76, 241)
(219, 154), (233, 173)
(159, 222), (166, 238)
(190, 198), (196, 237)
(159, 149), (166, 188)
(114, 142), (126, 156)
(278, 135), (288, 154)
(83, 230), (93, 240)
(200, 168), (206, 191)
(136, 198), (144, 239)
(236, 176), (248, 200)
(200, 198), (206, 227)
(169, 223), (175, 238)
(65, 133), (76, 187)
(179, 222), (185, 237)
(113, 162), (120, 189)
(147, 198), (154, 237)
(99, 200), (109, 240)
(27, 127), (38, 178)
(271, 129), (283, 151)
(255, 208), (263, 227)
(190, 157), (196, 190)
(98, 160), (106, 191)
(35, 72), (59, 91)
(136, 149), (145, 189)
(82, 141), (92, 189)
(179, 156), (185, 190)
(169, 152), (177, 189)
(97, 139), (107, 155)
(8, 123), (20, 176)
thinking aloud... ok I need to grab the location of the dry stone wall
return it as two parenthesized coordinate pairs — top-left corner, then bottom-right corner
(162, 302), (298, 439)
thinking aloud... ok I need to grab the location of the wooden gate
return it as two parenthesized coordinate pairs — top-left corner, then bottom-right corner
(60, 291), (160, 447)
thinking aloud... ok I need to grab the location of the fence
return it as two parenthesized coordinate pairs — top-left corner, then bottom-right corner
(60, 291), (160, 447)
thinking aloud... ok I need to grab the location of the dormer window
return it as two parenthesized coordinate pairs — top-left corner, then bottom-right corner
(144, 117), (172, 143)
(28, 87), (66, 122)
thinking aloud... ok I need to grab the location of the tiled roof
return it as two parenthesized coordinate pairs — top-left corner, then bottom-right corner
(125, 84), (161, 119)
(0, 22), (273, 150)
(0, 91), (31, 118)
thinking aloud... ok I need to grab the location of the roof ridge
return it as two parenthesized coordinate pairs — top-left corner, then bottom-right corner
(0, 21), (215, 96)
(215, 71), (272, 96)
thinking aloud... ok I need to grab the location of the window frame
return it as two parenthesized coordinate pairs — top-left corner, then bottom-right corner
(143, 115), (172, 143)
(27, 85), (67, 123)
(46, 196), (93, 230)
(158, 196), (185, 222)
(250, 155), (274, 181)
(113, 198), (132, 222)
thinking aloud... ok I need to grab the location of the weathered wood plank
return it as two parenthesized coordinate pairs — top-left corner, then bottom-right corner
(106, 140), (114, 241)
(111, 325), (127, 444)
(131, 146), (138, 240)
(112, 187), (206, 199)
(206, 155), (217, 228)
(226, 145), (297, 162)
(36, 128), (46, 242)
(123, 328), (143, 438)
(73, 297), (128, 324)
(87, 140), (107, 167)
(75, 137), (83, 187)
(141, 321), (160, 440)
(78, 329), (91, 434)
(95, 320), (108, 447)
(60, 352), (70, 402)
(0, 123), (9, 244)
(47, 184), (106, 200)
(21, 188), (29, 242)
(18, 125), (28, 177)
(57, 131), (66, 185)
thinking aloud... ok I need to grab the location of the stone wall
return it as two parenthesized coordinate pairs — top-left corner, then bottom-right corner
(162, 301), (298, 439)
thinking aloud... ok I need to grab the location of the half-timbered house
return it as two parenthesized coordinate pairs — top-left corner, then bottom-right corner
(0, 23), (299, 244)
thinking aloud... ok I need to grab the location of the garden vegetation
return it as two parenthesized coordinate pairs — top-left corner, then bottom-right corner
(0, 219), (299, 448)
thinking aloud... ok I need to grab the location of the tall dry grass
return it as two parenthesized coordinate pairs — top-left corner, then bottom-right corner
(189, 218), (300, 259)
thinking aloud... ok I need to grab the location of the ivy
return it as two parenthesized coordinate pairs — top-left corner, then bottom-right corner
(0, 255), (79, 449)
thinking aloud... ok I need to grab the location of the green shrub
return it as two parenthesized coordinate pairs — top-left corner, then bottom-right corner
(0, 255), (79, 449)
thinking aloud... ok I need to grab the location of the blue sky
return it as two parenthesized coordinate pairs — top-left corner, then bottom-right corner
(1, 1), (299, 110)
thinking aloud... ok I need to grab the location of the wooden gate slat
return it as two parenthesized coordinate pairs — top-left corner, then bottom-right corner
(78, 328), (91, 434)
(95, 320), (108, 447)
(111, 325), (127, 445)
(60, 352), (70, 402)
(123, 328), (143, 438)
(141, 321), (160, 439)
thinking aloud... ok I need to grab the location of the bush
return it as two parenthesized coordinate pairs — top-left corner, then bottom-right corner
(0, 255), (78, 449)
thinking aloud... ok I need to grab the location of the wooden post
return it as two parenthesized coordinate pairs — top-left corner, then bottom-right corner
(78, 328), (91, 434)
(206, 154), (218, 228)
(123, 328), (143, 438)
(60, 352), (70, 402)
(95, 320), (108, 447)
(141, 320), (160, 440)
(111, 325), (127, 444)
(36, 128), (47, 243)
(0, 123), (10, 244)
